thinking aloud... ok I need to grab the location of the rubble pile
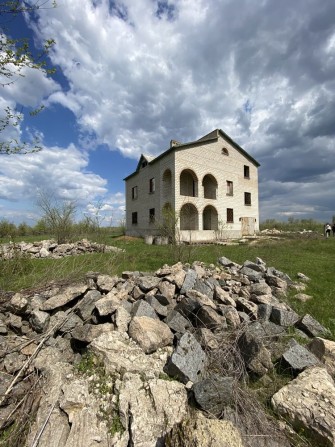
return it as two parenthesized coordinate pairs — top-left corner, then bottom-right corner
(0, 256), (334, 446)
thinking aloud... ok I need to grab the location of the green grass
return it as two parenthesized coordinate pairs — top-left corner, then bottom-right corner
(1, 235), (334, 337)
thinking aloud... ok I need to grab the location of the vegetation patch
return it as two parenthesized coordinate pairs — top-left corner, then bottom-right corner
(75, 352), (125, 436)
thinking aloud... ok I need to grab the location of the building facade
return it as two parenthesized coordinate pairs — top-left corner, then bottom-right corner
(124, 129), (260, 241)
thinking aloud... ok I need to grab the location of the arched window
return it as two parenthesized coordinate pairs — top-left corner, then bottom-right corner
(222, 147), (229, 156)
(203, 205), (218, 230)
(180, 169), (198, 197)
(202, 174), (218, 199)
(180, 203), (199, 230)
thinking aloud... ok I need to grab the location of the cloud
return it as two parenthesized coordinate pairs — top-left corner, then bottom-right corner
(15, 0), (335, 223)
(0, 143), (108, 207)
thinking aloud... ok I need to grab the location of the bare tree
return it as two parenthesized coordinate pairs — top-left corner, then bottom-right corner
(36, 191), (76, 244)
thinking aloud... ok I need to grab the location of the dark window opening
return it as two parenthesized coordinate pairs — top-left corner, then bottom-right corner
(149, 208), (155, 223)
(227, 208), (234, 223)
(132, 212), (138, 224)
(244, 192), (251, 206)
(132, 186), (138, 200)
(244, 165), (250, 178)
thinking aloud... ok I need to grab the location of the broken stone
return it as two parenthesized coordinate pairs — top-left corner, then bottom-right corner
(296, 314), (328, 337)
(272, 366), (335, 447)
(128, 316), (173, 354)
(180, 269), (197, 294)
(29, 309), (50, 333)
(164, 332), (207, 383)
(9, 293), (28, 315)
(238, 330), (273, 377)
(192, 375), (235, 417)
(165, 310), (192, 333)
(41, 284), (87, 311)
(270, 307), (299, 327)
(166, 411), (243, 447)
(131, 300), (159, 319)
(281, 342), (320, 373)
(308, 337), (335, 375)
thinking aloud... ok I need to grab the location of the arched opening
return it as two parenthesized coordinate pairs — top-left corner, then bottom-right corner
(180, 169), (198, 197)
(202, 174), (218, 199)
(162, 169), (172, 202)
(203, 205), (218, 230)
(180, 203), (199, 230)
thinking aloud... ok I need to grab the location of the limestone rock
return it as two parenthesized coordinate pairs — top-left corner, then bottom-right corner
(158, 280), (176, 301)
(113, 306), (131, 332)
(90, 331), (169, 377)
(9, 293), (28, 314)
(26, 361), (73, 447)
(308, 337), (335, 375)
(136, 275), (161, 292)
(166, 411), (244, 447)
(59, 379), (110, 447)
(76, 289), (102, 321)
(29, 309), (50, 333)
(41, 284), (87, 311)
(272, 366), (335, 446)
(71, 323), (114, 344)
(128, 316), (173, 354)
(118, 372), (188, 446)
(96, 274), (119, 292)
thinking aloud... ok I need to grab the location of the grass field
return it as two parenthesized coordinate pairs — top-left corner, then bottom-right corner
(1, 234), (334, 337)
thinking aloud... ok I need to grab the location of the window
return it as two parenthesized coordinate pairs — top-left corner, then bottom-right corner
(132, 212), (138, 224)
(142, 161), (148, 168)
(131, 186), (138, 200)
(149, 208), (155, 223)
(149, 178), (155, 193)
(226, 181), (233, 196)
(227, 208), (234, 223)
(244, 165), (250, 178)
(222, 147), (229, 156)
(244, 192), (251, 206)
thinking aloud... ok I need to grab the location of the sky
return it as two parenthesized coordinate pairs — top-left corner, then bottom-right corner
(1, 0), (335, 227)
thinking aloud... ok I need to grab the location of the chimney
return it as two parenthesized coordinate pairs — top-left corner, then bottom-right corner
(170, 140), (181, 148)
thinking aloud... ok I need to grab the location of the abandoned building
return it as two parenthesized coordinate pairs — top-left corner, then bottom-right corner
(124, 129), (260, 242)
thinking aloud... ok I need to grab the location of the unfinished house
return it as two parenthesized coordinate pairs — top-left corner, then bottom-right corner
(124, 129), (260, 242)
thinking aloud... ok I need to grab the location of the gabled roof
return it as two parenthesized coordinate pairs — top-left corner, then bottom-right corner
(135, 154), (155, 171)
(124, 128), (260, 180)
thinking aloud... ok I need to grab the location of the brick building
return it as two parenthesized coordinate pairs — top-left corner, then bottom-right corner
(124, 129), (260, 241)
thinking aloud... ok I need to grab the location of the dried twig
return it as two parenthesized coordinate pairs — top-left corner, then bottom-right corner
(30, 400), (57, 447)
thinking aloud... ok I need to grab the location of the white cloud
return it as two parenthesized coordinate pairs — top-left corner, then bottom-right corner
(0, 143), (108, 206)
(6, 0), (335, 223)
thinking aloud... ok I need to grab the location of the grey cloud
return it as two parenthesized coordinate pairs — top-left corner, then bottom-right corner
(18, 0), (335, 222)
